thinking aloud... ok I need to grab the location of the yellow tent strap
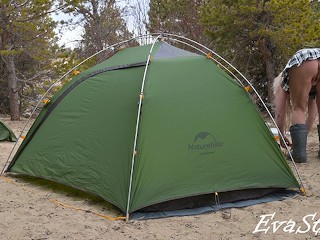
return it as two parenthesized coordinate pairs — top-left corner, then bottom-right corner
(1, 176), (125, 221)
(49, 199), (126, 221)
(1, 176), (29, 192)
(73, 69), (80, 75)
(300, 187), (307, 196)
(244, 86), (251, 92)
(1, 176), (18, 185)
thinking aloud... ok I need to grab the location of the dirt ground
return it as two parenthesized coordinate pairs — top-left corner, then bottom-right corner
(1, 116), (320, 240)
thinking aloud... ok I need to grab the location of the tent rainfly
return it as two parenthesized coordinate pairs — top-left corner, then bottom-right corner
(5, 39), (301, 220)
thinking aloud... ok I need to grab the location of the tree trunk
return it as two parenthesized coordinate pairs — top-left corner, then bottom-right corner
(1, 5), (20, 120)
(258, 38), (276, 105)
(5, 55), (20, 121)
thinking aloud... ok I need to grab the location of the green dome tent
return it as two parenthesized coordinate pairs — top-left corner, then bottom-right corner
(0, 120), (17, 142)
(5, 36), (301, 220)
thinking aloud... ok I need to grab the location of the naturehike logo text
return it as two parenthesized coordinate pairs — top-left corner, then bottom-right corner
(188, 132), (223, 155)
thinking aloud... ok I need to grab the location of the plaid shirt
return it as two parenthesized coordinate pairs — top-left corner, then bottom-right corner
(281, 48), (320, 92)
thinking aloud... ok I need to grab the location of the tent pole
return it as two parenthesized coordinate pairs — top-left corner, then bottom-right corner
(125, 34), (162, 220)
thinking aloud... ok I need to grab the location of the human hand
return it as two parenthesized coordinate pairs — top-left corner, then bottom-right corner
(280, 135), (291, 148)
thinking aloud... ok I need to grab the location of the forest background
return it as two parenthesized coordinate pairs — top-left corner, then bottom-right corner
(1, 0), (320, 120)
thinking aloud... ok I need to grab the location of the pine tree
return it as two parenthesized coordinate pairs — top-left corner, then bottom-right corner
(148, 0), (212, 47)
(0, 0), (57, 120)
(62, 0), (134, 62)
(200, 0), (320, 103)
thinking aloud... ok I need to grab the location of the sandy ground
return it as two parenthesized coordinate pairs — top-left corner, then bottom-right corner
(1, 116), (320, 240)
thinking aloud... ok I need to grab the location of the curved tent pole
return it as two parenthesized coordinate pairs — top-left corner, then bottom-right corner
(162, 37), (245, 87)
(156, 33), (305, 192)
(125, 34), (163, 221)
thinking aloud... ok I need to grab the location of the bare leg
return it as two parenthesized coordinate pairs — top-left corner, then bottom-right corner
(289, 60), (317, 124)
(316, 82), (320, 126)
(288, 60), (318, 162)
(315, 77), (320, 158)
(274, 85), (291, 147)
(306, 99), (317, 134)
